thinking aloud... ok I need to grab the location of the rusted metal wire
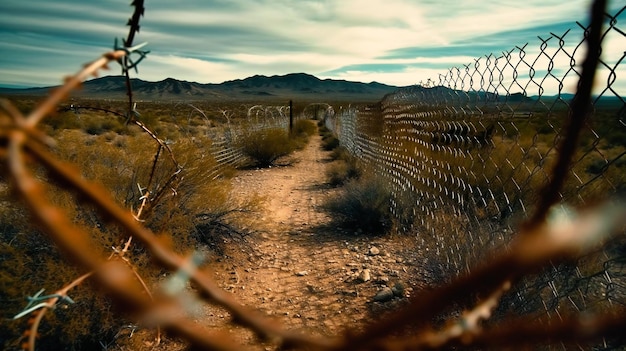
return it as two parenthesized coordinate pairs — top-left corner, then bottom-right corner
(2, 0), (625, 350)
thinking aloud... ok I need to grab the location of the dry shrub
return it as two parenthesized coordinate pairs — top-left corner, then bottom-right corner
(238, 128), (295, 167)
(0, 194), (119, 350)
(0, 122), (245, 349)
(323, 173), (393, 234)
(326, 160), (352, 186)
(290, 119), (317, 149)
(3, 1), (622, 350)
(318, 123), (340, 151)
(292, 119), (316, 138)
(325, 145), (362, 186)
(321, 133), (340, 151)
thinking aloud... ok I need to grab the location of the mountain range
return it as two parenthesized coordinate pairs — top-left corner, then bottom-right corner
(3, 74), (621, 107)
(0, 73), (400, 102)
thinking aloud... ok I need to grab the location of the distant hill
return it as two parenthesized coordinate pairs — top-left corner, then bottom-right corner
(0, 73), (400, 102)
(385, 85), (532, 104)
(531, 93), (625, 109)
(386, 85), (624, 110)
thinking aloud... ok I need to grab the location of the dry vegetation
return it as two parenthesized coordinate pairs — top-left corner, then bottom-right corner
(1, 0), (625, 350)
(238, 119), (316, 167)
(0, 97), (279, 350)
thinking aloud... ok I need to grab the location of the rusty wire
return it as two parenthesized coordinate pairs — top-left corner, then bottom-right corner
(2, 0), (626, 350)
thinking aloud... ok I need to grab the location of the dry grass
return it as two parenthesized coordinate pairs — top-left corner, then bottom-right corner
(1, 0), (625, 350)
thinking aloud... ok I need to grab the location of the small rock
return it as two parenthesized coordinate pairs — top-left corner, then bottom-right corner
(357, 269), (371, 282)
(296, 271), (308, 276)
(356, 269), (372, 283)
(369, 246), (380, 256)
(392, 282), (405, 297)
(373, 287), (394, 302)
(376, 276), (390, 284)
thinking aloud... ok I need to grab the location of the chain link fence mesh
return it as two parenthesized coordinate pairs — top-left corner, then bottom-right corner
(326, 5), (626, 342)
(2, 1), (625, 349)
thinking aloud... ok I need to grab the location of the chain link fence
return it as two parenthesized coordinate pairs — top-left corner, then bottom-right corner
(3, 1), (625, 349)
(205, 104), (295, 177)
(326, 5), (626, 343)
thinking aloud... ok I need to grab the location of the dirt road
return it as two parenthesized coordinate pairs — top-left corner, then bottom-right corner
(196, 130), (425, 347)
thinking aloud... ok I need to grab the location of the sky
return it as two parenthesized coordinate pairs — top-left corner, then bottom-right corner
(0, 0), (624, 96)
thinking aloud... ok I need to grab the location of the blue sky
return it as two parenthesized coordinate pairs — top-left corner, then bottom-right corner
(0, 1), (624, 96)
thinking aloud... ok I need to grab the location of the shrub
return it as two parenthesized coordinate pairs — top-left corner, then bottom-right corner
(82, 116), (125, 135)
(329, 146), (347, 161)
(0, 191), (119, 351)
(318, 123), (330, 135)
(321, 134), (340, 151)
(326, 152), (361, 186)
(290, 119), (317, 150)
(292, 119), (316, 138)
(1, 124), (246, 349)
(45, 112), (82, 131)
(586, 158), (608, 175)
(239, 128), (295, 167)
(323, 174), (393, 233)
(326, 161), (352, 186)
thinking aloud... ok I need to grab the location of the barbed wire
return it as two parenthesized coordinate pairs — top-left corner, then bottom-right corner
(2, 0), (626, 350)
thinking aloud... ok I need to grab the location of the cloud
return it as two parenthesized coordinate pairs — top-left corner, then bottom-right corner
(0, 1), (127, 43)
(141, 55), (233, 82)
(0, 0), (624, 97)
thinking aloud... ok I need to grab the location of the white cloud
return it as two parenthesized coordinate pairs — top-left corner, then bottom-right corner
(419, 0), (592, 42)
(0, 0), (624, 96)
(0, 68), (66, 88)
(320, 67), (445, 87)
(140, 55), (234, 83)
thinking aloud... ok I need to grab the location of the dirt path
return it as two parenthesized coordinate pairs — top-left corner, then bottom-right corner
(196, 130), (425, 348)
